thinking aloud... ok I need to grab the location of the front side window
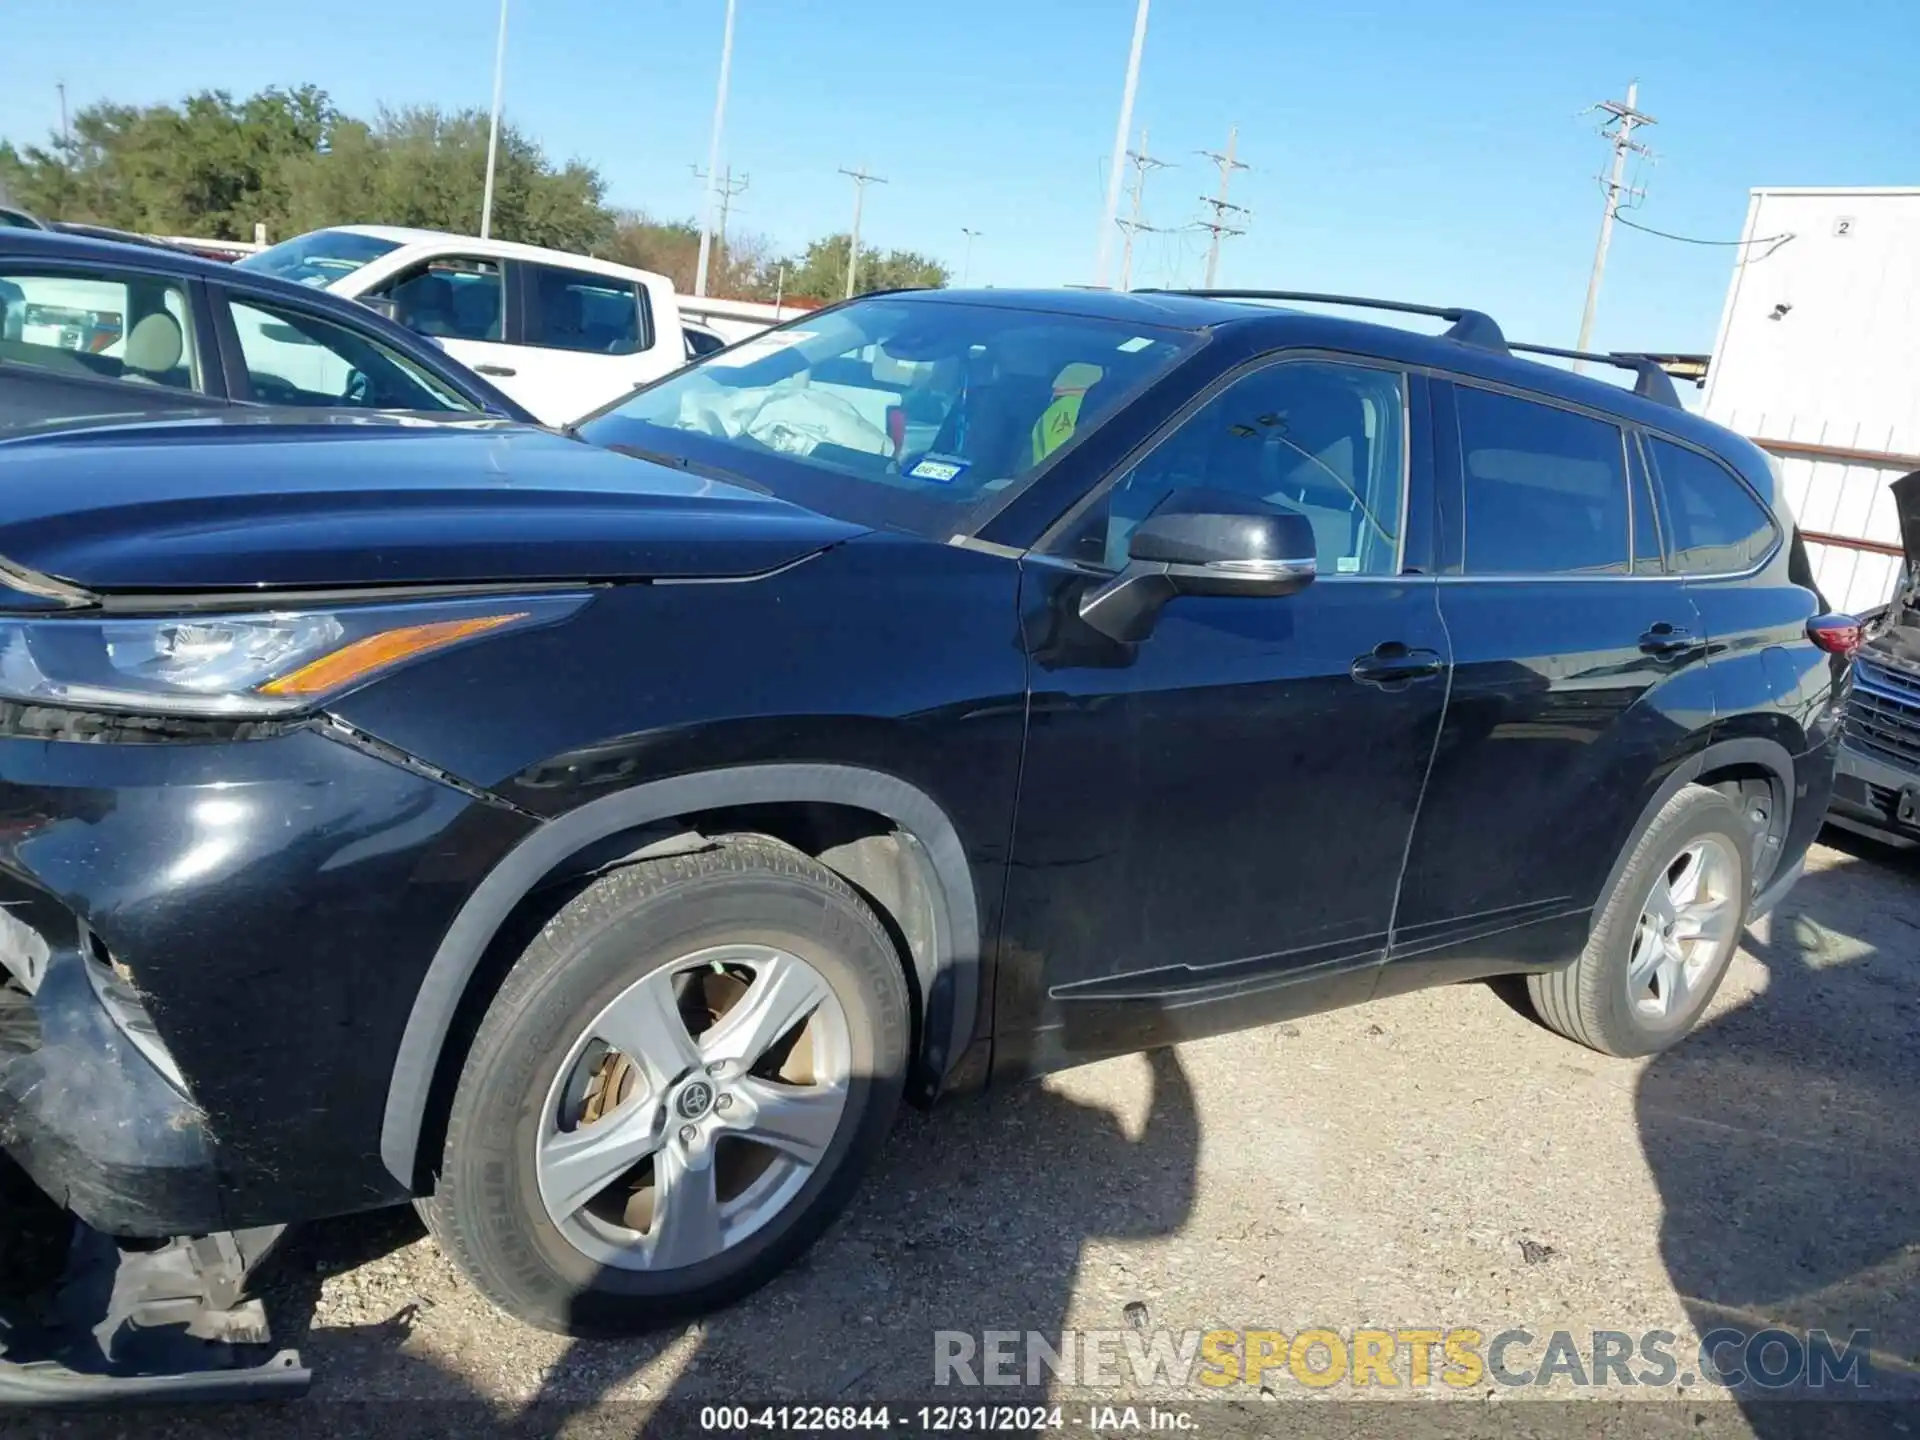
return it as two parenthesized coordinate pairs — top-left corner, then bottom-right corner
(1457, 386), (1630, 576)
(236, 229), (402, 288)
(1649, 437), (1778, 574)
(577, 296), (1197, 540)
(371, 257), (505, 343)
(0, 266), (199, 392)
(1048, 359), (1407, 575)
(526, 265), (648, 355)
(226, 296), (477, 413)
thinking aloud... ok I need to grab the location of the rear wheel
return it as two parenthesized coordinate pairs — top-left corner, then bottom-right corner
(424, 837), (911, 1336)
(1527, 784), (1752, 1057)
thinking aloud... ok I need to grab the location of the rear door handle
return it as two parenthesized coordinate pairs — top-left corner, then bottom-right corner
(475, 364), (517, 377)
(1351, 642), (1445, 687)
(1639, 623), (1695, 656)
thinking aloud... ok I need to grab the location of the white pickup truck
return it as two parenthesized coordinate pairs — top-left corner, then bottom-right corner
(236, 226), (694, 425)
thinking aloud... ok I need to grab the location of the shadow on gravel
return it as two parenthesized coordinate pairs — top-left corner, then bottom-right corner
(536, 1044), (1202, 1434)
(1638, 827), (1920, 1434)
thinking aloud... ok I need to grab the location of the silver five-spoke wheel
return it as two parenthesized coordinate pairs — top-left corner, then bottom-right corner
(1626, 835), (1738, 1023)
(537, 944), (852, 1272)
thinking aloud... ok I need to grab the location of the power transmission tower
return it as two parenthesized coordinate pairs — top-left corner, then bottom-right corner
(690, 163), (749, 281)
(1116, 128), (1172, 291)
(839, 165), (888, 298)
(1574, 81), (1655, 366)
(1196, 125), (1250, 287)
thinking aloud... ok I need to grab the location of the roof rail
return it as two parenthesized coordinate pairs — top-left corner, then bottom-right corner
(1505, 343), (1682, 409)
(1134, 288), (1509, 354)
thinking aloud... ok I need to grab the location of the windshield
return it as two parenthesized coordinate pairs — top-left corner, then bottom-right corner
(237, 230), (402, 288)
(577, 296), (1195, 539)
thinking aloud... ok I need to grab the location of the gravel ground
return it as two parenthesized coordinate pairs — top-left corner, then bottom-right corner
(9, 832), (1918, 1437)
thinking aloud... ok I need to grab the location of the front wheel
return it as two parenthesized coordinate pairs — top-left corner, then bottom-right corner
(423, 836), (911, 1336)
(1527, 784), (1753, 1058)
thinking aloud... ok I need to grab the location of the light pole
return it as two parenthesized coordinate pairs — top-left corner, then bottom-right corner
(960, 227), (981, 286)
(693, 0), (739, 298)
(1093, 0), (1151, 288)
(480, 0), (509, 240)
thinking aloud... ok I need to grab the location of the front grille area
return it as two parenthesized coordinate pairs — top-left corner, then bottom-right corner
(1845, 657), (1920, 771)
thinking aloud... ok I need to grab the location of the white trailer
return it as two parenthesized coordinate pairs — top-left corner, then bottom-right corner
(1703, 186), (1920, 615)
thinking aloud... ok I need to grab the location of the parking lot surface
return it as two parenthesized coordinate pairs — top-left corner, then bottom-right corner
(11, 833), (1918, 1436)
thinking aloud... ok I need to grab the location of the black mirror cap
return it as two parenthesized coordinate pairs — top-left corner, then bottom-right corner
(1127, 488), (1317, 597)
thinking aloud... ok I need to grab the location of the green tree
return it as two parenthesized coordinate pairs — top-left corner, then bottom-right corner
(0, 88), (612, 251)
(783, 233), (949, 302)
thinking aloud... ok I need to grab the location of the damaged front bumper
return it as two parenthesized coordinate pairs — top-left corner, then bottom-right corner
(0, 892), (222, 1235)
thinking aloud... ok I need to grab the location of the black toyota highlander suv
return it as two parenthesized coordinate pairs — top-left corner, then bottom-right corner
(0, 289), (1849, 1337)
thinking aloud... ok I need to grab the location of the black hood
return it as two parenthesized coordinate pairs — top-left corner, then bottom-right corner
(0, 415), (865, 593)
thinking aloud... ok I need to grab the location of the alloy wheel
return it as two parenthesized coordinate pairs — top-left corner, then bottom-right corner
(536, 944), (851, 1271)
(1626, 836), (1739, 1023)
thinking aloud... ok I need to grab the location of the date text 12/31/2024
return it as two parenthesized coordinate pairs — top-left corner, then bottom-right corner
(700, 1405), (1199, 1432)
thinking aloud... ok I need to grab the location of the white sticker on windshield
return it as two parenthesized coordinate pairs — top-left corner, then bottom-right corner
(710, 329), (818, 367)
(1117, 336), (1155, 353)
(1337, 556), (1361, 573)
(909, 456), (970, 483)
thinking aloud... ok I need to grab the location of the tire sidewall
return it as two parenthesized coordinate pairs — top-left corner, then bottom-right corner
(445, 865), (908, 1333)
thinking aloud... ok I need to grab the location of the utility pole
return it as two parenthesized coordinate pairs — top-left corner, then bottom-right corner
(690, 164), (749, 283)
(960, 227), (981, 286)
(1574, 81), (1655, 367)
(694, 0), (739, 298)
(1116, 128), (1172, 292)
(1196, 126), (1250, 287)
(1094, 0), (1152, 288)
(479, 0), (508, 239)
(839, 166), (887, 298)
(56, 82), (70, 150)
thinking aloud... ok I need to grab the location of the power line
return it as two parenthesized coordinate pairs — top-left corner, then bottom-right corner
(1614, 212), (1793, 250)
(839, 165), (888, 298)
(1116, 127), (1173, 291)
(1196, 124), (1251, 287)
(1574, 81), (1655, 367)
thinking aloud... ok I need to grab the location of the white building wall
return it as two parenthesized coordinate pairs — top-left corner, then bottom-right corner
(1703, 187), (1920, 614)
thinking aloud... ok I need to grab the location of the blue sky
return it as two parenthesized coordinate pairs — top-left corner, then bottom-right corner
(8, 0), (1918, 353)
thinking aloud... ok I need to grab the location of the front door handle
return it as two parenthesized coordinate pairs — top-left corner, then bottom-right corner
(1639, 623), (1695, 656)
(475, 364), (517, 377)
(1351, 642), (1445, 687)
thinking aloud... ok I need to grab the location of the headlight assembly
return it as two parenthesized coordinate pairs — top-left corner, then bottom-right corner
(0, 592), (588, 717)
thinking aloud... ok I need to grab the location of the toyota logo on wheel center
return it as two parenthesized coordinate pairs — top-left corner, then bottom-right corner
(676, 1080), (715, 1120)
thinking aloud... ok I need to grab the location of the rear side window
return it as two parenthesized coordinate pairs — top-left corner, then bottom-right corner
(0, 266), (199, 393)
(526, 265), (650, 355)
(1648, 437), (1778, 574)
(1456, 386), (1630, 575)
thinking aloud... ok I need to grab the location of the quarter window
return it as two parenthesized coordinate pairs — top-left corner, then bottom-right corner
(1051, 359), (1407, 576)
(0, 266), (198, 392)
(226, 297), (477, 412)
(1648, 437), (1777, 574)
(525, 264), (649, 355)
(1457, 386), (1630, 576)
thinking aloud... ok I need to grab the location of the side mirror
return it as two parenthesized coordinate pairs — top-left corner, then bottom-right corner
(357, 294), (399, 321)
(1078, 488), (1316, 643)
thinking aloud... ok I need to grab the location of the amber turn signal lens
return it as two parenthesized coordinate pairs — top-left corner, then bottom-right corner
(259, 612), (526, 697)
